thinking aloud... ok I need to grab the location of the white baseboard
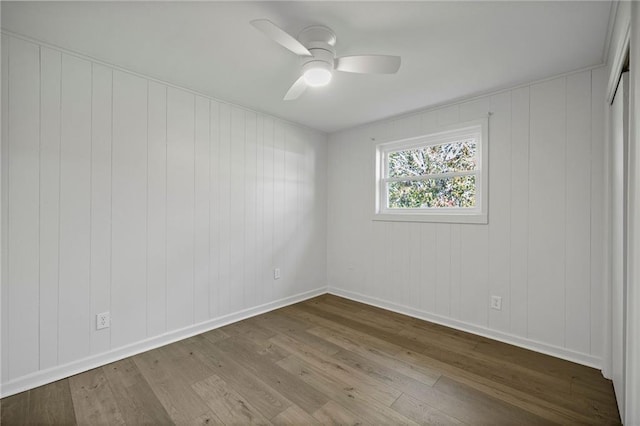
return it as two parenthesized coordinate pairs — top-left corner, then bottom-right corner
(1, 285), (604, 397)
(0, 287), (326, 398)
(328, 287), (602, 370)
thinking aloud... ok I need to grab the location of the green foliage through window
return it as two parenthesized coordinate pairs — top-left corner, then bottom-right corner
(388, 140), (476, 177)
(385, 140), (477, 209)
(388, 176), (476, 208)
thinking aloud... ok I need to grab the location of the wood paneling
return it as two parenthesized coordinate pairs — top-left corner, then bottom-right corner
(166, 87), (195, 330)
(487, 92), (512, 333)
(146, 81), (168, 337)
(217, 102), (232, 316)
(244, 111), (258, 308)
(263, 116), (277, 301)
(58, 53), (92, 365)
(111, 71), (148, 347)
(1, 34), (327, 387)
(7, 36), (40, 379)
(509, 86), (531, 338)
(1, 295), (618, 425)
(590, 66), (606, 357)
(229, 106), (245, 313)
(255, 114), (266, 305)
(273, 121), (286, 301)
(327, 69), (606, 364)
(565, 71), (593, 354)
(419, 225), (437, 312)
(1, 35), (10, 383)
(39, 47), (62, 369)
(208, 100), (221, 317)
(194, 95), (211, 323)
(90, 63), (113, 355)
(435, 224), (451, 316)
(528, 77), (566, 347)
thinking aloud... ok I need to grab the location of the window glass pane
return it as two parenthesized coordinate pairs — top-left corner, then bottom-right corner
(388, 139), (476, 177)
(387, 175), (476, 208)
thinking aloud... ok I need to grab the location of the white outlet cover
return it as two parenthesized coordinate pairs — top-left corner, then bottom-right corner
(274, 268), (281, 280)
(490, 296), (502, 310)
(96, 312), (110, 330)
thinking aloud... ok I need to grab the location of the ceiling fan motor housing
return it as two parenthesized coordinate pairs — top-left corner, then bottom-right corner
(303, 48), (335, 70)
(298, 25), (336, 47)
(298, 25), (337, 70)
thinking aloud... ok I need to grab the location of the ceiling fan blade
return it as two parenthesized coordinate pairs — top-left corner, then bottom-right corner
(284, 76), (308, 101)
(335, 55), (401, 74)
(251, 19), (312, 57)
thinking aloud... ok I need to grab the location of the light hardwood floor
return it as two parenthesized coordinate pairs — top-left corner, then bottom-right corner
(0, 294), (621, 425)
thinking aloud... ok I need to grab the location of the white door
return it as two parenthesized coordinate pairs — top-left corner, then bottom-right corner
(610, 71), (629, 419)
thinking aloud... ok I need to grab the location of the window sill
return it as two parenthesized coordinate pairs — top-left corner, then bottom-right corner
(372, 212), (488, 224)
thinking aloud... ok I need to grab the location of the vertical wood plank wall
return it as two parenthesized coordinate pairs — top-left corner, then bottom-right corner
(0, 34), (328, 386)
(327, 67), (606, 365)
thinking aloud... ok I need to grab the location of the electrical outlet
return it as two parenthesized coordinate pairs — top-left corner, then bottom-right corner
(274, 267), (281, 280)
(96, 312), (110, 330)
(490, 296), (502, 311)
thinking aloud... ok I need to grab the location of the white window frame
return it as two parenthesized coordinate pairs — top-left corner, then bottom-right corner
(374, 118), (488, 224)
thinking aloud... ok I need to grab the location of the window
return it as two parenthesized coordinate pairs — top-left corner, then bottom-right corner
(374, 119), (488, 223)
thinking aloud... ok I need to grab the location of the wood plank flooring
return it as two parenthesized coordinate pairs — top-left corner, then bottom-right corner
(0, 294), (621, 425)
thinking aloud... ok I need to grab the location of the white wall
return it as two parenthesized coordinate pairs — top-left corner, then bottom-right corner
(601, 2), (640, 423)
(0, 27), (615, 400)
(0, 33), (327, 396)
(327, 67), (606, 367)
(626, 4), (640, 423)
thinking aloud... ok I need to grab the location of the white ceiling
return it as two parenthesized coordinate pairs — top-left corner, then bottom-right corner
(1, 1), (612, 133)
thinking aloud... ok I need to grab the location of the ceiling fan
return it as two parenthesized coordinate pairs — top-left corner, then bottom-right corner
(251, 19), (401, 100)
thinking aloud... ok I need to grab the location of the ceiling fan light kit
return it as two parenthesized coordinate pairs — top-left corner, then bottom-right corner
(301, 43), (334, 87)
(251, 19), (401, 100)
(303, 63), (332, 87)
